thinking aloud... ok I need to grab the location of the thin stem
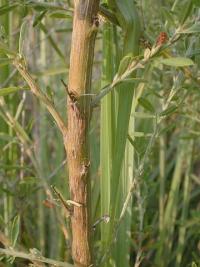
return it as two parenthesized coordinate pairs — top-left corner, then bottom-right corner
(92, 30), (190, 107)
(13, 56), (67, 136)
(0, 248), (73, 267)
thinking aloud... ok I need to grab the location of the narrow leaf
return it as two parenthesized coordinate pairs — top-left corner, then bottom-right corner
(138, 97), (155, 112)
(179, 23), (200, 34)
(180, 0), (193, 25)
(160, 105), (177, 116)
(33, 10), (47, 27)
(121, 78), (146, 84)
(160, 57), (194, 67)
(27, 1), (67, 11)
(159, 123), (176, 135)
(49, 12), (71, 19)
(161, 7), (176, 26)
(0, 87), (29, 96)
(117, 54), (132, 76)
(11, 215), (20, 247)
(19, 20), (28, 55)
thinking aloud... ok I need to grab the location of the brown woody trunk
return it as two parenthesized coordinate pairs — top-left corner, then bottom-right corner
(64, 1), (100, 267)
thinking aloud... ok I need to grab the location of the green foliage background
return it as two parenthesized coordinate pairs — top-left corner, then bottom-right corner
(0, 0), (200, 267)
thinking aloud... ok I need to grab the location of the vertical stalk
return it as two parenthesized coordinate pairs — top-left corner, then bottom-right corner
(159, 135), (165, 233)
(100, 21), (115, 251)
(65, 1), (99, 266)
(176, 140), (193, 266)
(0, 0), (11, 241)
(37, 20), (46, 254)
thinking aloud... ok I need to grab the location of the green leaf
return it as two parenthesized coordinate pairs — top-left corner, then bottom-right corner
(33, 10), (47, 27)
(0, 4), (17, 15)
(0, 87), (29, 96)
(179, 23), (200, 34)
(27, 1), (67, 11)
(117, 54), (132, 76)
(180, 0), (193, 25)
(160, 105), (177, 116)
(49, 12), (71, 19)
(127, 134), (140, 153)
(161, 7), (176, 26)
(11, 215), (20, 247)
(121, 78), (146, 84)
(159, 123), (176, 135)
(19, 20), (28, 55)
(138, 97), (155, 112)
(159, 57), (194, 67)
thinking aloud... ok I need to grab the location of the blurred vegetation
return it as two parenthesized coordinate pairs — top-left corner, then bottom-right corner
(0, 0), (200, 267)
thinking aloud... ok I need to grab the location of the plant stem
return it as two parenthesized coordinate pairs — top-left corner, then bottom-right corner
(65, 1), (99, 266)
(13, 58), (67, 136)
(0, 248), (73, 267)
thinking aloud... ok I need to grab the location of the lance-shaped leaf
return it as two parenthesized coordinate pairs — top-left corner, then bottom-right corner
(10, 215), (20, 248)
(0, 87), (29, 97)
(159, 57), (194, 67)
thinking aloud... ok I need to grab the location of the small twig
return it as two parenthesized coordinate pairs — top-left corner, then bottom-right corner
(92, 214), (110, 230)
(66, 200), (83, 207)
(61, 79), (79, 103)
(61, 79), (73, 102)
(47, 159), (67, 180)
(13, 56), (67, 136)
(0, 247), (73, 267)
(92, 32), (183, 107)
(51, 185), (73, 215)
(91, 58), (149, 107)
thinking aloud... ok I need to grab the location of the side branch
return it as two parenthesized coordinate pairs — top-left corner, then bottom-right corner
(92, 30), (188, 106)
(13, 57), (67, 136)
(0, 248), (73, 267)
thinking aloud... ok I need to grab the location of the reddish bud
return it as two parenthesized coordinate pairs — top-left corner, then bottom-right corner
(156, 32), (168, 46)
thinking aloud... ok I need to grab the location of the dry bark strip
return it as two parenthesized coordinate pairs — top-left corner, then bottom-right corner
(65, 1), (100, 266)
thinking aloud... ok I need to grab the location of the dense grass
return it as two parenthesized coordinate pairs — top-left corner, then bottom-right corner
(0, 1), (200, 267)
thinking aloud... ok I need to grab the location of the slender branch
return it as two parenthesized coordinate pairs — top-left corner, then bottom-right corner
(0, 248), (73, 267)
(91, 55), (151, 107)
(92, 31), (186, 107)
(13, 56), (67, 136)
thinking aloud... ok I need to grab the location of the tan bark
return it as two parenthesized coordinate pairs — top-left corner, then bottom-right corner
(65, 1), (100, 266)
